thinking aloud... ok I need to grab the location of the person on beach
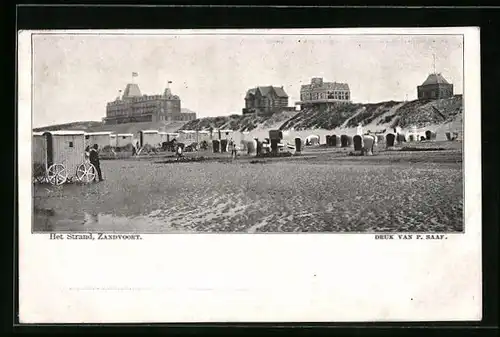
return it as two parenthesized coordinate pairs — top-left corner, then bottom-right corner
(229, 139), (237, 159)
(176, 144), (183, 160)
(89, 144), (104, 182)
(85, 145), (90, 161)
(232, 142), (238, 159)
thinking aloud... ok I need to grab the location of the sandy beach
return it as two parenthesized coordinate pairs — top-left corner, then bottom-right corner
(33, 141), (463, 233)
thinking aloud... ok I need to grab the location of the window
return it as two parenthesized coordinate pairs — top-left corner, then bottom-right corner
(85, 135), (90, 140)
(69, 141), (74, 148)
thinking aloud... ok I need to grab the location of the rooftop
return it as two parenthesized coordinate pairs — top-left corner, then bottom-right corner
(301, 82), (350, 91)
(123, 83), (142, 98)
(111, 83), (180, 103)
(43, 130), (86, 136)
(85, 131), (114, 135)
(246, 86), (289, 99)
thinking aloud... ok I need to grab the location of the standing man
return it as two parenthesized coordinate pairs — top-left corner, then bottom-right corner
(176, 144), (183, 161)
(89, 144), (104, 182)
(230, 139), (237, 159)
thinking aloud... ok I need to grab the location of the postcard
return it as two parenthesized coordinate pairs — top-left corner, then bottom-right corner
(18, 27), (481, 323)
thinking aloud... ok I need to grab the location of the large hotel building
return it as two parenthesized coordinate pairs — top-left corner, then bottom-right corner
(104, 82), (196, 125)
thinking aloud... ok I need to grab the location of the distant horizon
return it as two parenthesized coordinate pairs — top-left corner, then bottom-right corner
(32, 33), (463, 128)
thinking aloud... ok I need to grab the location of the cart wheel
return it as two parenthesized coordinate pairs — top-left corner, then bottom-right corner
(34, 174), (46, 184)
(47, 164), (67, 185)
(76, 162), (96, 183)
(33, 164), (47, 184)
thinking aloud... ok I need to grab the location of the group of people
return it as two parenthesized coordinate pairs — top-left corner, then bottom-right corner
(174, 139), (238, 159)
(84, 139), (239, 178)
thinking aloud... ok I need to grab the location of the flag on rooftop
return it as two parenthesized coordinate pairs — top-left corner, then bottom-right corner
(132, 72), (138, 77)
(168, 81), (172, 84)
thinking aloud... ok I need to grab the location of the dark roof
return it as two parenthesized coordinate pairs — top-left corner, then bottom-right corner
(272, 86), (289, 98)
(245, 88), (257, 99)
(258, 86), (273, 97)
(123, 83), (142, 97)
(421, 73), (451, 86)
(246, 86), (288, 99)
(332, 83), (350, 90)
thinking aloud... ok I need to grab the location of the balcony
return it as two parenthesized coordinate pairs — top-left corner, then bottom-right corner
(295, 99), (351, 106)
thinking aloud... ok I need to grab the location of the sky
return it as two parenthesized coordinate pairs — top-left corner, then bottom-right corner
(32, 33), (463, 128)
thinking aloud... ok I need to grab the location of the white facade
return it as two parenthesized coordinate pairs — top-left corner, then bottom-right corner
(109, 134), (117, 147)
(158, 132), (168, 143)
(305, 134), (320, 145)
(85, 131), (113, 149)
(197, 130), (211, 143)
(139, 130), (160, 147)
(116, 133), (134, 147)
(178, 130), (197, 144)
(166, 133), (179, 142)
(219, 129), (234, 140)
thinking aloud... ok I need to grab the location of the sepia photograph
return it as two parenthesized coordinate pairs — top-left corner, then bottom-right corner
(31, 32), (464, 233)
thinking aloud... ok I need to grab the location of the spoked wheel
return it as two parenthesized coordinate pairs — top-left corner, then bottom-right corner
(76, 162), (97, 183)
(47, 164), (68, 186)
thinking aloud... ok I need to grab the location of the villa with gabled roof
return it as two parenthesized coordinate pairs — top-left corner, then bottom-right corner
(242, 86), (289, 115)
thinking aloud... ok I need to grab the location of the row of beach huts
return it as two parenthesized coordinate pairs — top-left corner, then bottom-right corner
(31, 128), (234, 185)
(31, 125), (456, 186)
(31, 128), (237, 184)
(33, 129), (238, 151)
